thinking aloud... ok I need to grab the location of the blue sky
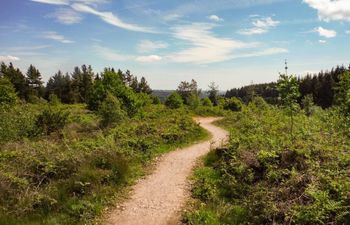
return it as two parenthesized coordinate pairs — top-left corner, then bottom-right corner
(0, 0), (349, 90)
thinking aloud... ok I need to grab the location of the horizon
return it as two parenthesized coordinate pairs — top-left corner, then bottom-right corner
(1, 0), (350, 90)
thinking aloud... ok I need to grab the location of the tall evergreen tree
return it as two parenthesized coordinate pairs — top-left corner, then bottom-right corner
(138, 77), (152, 94)
(26, 64), (43, 98)
(46, 71), (74, 103)
(207, 82), (219, 106)
(2, 63), (27, 99)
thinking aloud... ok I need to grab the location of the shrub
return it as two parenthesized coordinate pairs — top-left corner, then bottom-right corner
(223, 97), (243, 111)
(165, 92), (183, 109)
(48, 94), (61, 106)
(98, 92), (126, 128)
(35, 107), (69, 135)
(201, 97), (213, 107)
(0, 77), (17, 106)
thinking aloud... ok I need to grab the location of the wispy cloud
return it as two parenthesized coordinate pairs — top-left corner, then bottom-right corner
(137, 40), (168, 53)
(71, 3), (156, 33)
(346, 30), (350, 34)
(48, 8), (83, 24)
(167, 23), (258, 64)
(314, 27), (337, 38)
(31, 0), (69, 5)
(319, 40), (327, 44)
(304, 0), (350, 21)
(0, 55), (20, 61)
(32, 0), (109, 5)
(94, 45), (161, 63)
(136, 55), (162, 63)
(42, 31), (74, 43)
(208, 15), (224, 22)
(238, 16), (280, 35)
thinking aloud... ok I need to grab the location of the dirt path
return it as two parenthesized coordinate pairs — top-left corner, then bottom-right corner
(104, 117), (228, 225)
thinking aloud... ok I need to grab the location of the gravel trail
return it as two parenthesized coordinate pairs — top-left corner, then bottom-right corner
(104, 117), (228, 225)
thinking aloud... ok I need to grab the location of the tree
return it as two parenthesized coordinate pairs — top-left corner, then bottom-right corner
(177, 79), (200, 105)
(334, 71), (350, 116)
(87, 68), (142, 117)
(98, 92), (126, 128)
(26, 64), (44, 98)
(0, 77), (17, 105)
(207, 82), (219, 106)
(277, 74), (300, 141)
(71, 65), (94, 103)
(2, 63), (27, 99)
(138, 77), (152, 94)
(165, 92), (183, 109)
(46, 71), (74, 103)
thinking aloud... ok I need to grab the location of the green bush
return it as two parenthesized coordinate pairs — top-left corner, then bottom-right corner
(0, 77), (18, 106)
(165, 92), (183, 109)
(201, 97), (213, 107)
(35, 107), (69, 135)
(223, 97), (243, 111)
(98, 92), (126, 128)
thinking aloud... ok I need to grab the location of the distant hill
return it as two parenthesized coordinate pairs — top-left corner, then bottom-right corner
(152, 90), (174, 102)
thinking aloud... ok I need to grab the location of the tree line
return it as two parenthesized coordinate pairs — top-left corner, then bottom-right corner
(225, 64), (350, 108)
(0, 62), (152, 105)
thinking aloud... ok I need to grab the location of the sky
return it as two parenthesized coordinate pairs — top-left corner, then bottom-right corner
(0, 0), (350, 90)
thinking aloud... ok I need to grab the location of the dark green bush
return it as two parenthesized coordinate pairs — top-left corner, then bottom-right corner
(98, 92), (126, 128)
(223, 97), (243, 111)
(0, 77), (17, 106)
(165, 92), (183, 109)
(35, 107), (69, 135)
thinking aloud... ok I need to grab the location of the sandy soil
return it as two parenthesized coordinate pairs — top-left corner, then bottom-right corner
(104, 117), (228, 225)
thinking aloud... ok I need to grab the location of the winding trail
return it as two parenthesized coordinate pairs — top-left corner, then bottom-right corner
(104, 117), (228, 225)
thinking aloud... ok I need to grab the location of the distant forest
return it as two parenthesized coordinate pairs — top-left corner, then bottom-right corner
(225, 64), (350, 108)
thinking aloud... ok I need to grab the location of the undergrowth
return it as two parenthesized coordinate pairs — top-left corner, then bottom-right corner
(184, 101), (350, 225)
(0, 104), (208, 225)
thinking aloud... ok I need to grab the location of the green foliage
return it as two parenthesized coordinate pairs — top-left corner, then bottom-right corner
(35, 107), (69, 135)
(87, 69), (142, 117)
(277, 74), (301, 141)
(201, 97), (213, 107)
(207, 82), (219, 106)
(98, 92), (126, 128)
(0, 77), (18, 105)
(302, 94), (315, 116)
(223, 97), (243, 111)
(48, 94), (61, 106)
(186, 104), (350, 225)
(165, 92), (183, 109)
(334, 71), (350, 116)
(0, 104), (207, 224)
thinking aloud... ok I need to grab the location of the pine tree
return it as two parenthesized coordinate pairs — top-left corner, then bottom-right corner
(207, 82), (219, 106)
(26, 64), (43, 98)
(3, 63), (27, 99)
(138, 77), (152, 94)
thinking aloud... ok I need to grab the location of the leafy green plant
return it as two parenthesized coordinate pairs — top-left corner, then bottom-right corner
(277, 74), (300, 141)
(165, 92), (183, 109)
(98, 92), (126, 128)
(35, 107), (69, 135)
(223, 97), (243, 112)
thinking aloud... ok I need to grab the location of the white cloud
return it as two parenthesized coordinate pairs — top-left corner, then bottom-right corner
(137, 40), (168, 53)
(42, 31), (74, 43)
(0, 55), (20, 62)
(163, 14), (183, 21)
(167, 23), (258, 64)
(136, 55), (162, 63)
(238, 17), (280, 35)
(71, 3), (155, 33)
(94, 45), (161, 63)
(49, 8), (83, 24)
(208, 15), (224, 22)
(31, 0), (69, 5)
(319, 40), (327, 44)
(304, 0), (350, 21)
(346, 30), (350, 34)
(93, 45), (132, 61)
(235, 48), (288, 59)
(315, 27), (337, 38)
(32, 0), (108, 5)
